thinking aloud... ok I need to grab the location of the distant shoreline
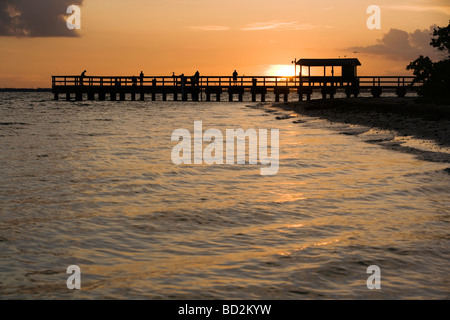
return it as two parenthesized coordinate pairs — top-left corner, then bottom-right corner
(269, 97), (450, 163)
(0, 88), (51, 92)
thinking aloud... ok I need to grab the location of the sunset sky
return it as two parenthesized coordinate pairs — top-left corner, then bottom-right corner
(0, 0), (449, 87)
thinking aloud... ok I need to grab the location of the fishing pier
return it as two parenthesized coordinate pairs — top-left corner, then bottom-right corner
(52, 59), (421, 102)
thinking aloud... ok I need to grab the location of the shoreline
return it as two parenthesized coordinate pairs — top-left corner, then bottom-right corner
(268, 97), (450, 164)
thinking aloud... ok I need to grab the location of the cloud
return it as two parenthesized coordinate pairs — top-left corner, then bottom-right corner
(186, 21), (325, 32)
(241, 21), (316, 31)
(384, 0), (450, 15)
(385, 4), (450, 15)
(409, 28), (436, 49)
(186, 26), (230, 31)
(349, 27), (441, 61)
(0, 0), (83, 37)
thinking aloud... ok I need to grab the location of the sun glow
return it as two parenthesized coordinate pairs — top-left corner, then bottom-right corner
(267, 65), (297, 77)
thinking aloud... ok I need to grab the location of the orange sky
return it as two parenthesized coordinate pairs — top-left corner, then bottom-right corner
(0, 0), (449, 87)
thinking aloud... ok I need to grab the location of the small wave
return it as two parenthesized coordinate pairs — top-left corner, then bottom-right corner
(275, 113), (297, 120)
(76, 132), (113, 137)
(0, 122), (29, 126)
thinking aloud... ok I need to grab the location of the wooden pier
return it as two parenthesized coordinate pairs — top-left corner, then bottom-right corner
(51, 74), (421, 102)
(52, 59), (421, 102)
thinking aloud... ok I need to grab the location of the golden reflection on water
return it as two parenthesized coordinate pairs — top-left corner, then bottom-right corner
(1, 94), (449, 299)
(279, 238), (341, 256)
(273, 192), (307, 203)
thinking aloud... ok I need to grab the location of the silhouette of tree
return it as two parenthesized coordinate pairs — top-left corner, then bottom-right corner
(407, 21), (450, 97)
(407, 56), (433, 83)
(430, 22), (450, 57)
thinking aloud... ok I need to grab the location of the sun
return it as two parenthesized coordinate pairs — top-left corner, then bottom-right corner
(267, 65), (296, 77)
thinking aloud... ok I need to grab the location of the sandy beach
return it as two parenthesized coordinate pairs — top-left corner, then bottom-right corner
(265, 97), (450, 164)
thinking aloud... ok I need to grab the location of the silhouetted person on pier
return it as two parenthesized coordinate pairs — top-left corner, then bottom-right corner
(80, 70), (86, 86)
(194, 71), (200, 86)
(132, 76), (137, 86)
(233, 70), (238, 85)
(172, 72), (176, 85)
(139, 71), (144, 86)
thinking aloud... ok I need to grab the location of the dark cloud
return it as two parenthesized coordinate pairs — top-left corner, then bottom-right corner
(409, 27), (436, 50)
(0, 0), (83, 37)
(350, 26), (440, 61)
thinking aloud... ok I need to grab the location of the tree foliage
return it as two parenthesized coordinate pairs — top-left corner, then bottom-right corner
(430, 22), (450, 57)
(407, 21), (450, 97)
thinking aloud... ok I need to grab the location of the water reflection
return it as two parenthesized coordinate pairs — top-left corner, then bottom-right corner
(0, 93), (449, 299)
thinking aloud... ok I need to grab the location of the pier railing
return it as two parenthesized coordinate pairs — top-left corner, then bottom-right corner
(52, 75), (307, 88)
(51, 75), (421, 101)
(52, 75), (420, 88)
(358, 76), (417, 88)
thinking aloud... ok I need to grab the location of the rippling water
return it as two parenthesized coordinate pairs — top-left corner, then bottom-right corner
(0, 92), (449, 299)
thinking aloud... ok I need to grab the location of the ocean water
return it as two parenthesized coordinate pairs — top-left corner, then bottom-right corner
(0, 92), (449, 299)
